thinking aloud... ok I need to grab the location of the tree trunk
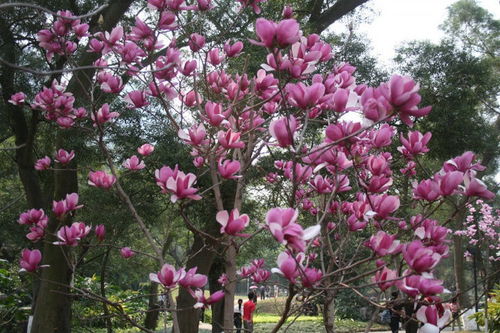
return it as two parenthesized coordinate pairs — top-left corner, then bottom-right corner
(32, 139), (78, 333)
(323, 290), (336, 333)
(209, 257), (225, 333)
(144, 282), (160, 330)
(453, 234), (470, 308)
(177, 233), (217, 333)
(222, 244), (237, 331)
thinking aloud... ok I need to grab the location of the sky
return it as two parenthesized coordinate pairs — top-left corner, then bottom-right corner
(332, 0), (500, 66)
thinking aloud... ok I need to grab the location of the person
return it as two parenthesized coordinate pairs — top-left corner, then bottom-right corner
(389, 291), (402, 333)
(260, 285), (265, 300)
(243, 292), (256, 332)
(234, 299), (243, 333)
(449, 297), (462, 331)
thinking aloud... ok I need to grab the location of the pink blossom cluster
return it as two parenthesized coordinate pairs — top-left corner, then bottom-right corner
(31, 80), (86, 128)
(456, 200), (500, 261)
(37, 10), (89, 61)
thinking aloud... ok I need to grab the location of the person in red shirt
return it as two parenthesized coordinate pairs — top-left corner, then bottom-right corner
(243, 292), (256, 332)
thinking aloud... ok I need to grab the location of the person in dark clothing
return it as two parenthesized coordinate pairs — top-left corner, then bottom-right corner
(234, 298), (243, 333)
(390, 292), (402, 333)
(403, 301), (418, 333)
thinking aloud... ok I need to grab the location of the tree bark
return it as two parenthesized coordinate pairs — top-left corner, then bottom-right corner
(308, 0), (370, 34)
(222, 244), (237, 331)
(31, 131), (78, 333)
(209, 257), (225, 333)
(453, 233), (470, 308)
(144, 282), (160, 330)
(177, 233), (217, 333)
(323, 289), (336, 333)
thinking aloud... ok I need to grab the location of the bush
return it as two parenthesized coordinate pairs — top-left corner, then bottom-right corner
(469, 285), (500, 332)
(0, 259), (31, 332)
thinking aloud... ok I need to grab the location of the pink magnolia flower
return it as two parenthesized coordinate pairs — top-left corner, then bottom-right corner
(99, 74), (123, 93)
(301, 267), (323, 288)
(18, 209), (48, 226)
(218, 159), (241, 179)
(207, 48), (225, 65)
(123, 155), (146, 170)
(371, 124), (395, 148)
(286, 83), (325, 109)
(52, 193), (83, 217)
(180, 59), (197, 76)
(373, 267), (398, 291)
(464, 174), (495, 200)
(309, 175), (333, 194)
(193, 156), (204, 168)
(197, 0), (212, 10)
(217, 129), (245, 149)
(192, 289), (225, 309)
(366, 231), (402, 256)
(385, 75), (432, 126)
(269, 116), (298, 147)
(120, 247), (135, 259)
(416, 305), (451, 333)
(370, 194), (400, 219)
(283, 161), (313, 184)
(437, 171), (463, 196)
(54, 222), (91, 246)
(137, 143), (155, 156)
(124, 90), (150, 108)
(443, 151), (485, 174)
(413, 179), (441, 201)
(237, 0), (266, 14)
(282, 5), (293, 18)
(26, 225), (45, 242)
(20, 249), (42, 272)
(398, 131), (432, 159)
(218, 273), (229, 286)
(403, 240), (441, 273)
(188, 33), (205, 52)
(95, 224), (105, 242)
(178, 123), (207, 146)
(204, 101), (231, 126)
(35, 156), (51, 170)
(179, 267), (208, 289)
(271, 251), (302, 282)
(224, 41), (244, 57)
(265, 208), (320, 252)
(155, 165), (179, 193)
(54, 149), (75, 165)
(150, 264), (186, 288)
(216, 209), (249, 236)
(88, 170), (116, 189)
(91, 103), (119, 125)
(8, 92), (26, 105)
(253, 18), (299, 48)
(252, 269), (271, 283)
(166, 171), (202, 202)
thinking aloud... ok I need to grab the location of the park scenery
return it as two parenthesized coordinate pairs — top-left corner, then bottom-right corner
(0, 0), (499, 332)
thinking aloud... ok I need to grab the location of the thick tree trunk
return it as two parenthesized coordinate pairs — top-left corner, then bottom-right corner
(177, 233), (217, 333)
(209, 257), (225, 333)
(222, 245), (237, 332)
(32, 138), (78, 333)
(144, 282), (160, 330)
(323, 290), (336, 333)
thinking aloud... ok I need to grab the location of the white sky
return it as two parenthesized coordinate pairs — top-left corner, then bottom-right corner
(333, 0), (500, 66)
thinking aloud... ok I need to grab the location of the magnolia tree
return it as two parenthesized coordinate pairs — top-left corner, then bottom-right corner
(7, 1), (497, 333)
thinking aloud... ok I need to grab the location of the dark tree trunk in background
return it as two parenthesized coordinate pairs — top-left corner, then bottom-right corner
(144, 282), (160, 330)
(177, 233), (217, 333)
(209, 257), (225, 333)
(31, 133), (78, 333)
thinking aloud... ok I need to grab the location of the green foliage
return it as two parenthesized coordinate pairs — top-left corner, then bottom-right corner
(0, 259), (31, 331)
(72, 275), (148, 330)
(469, 285), (500, 332)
